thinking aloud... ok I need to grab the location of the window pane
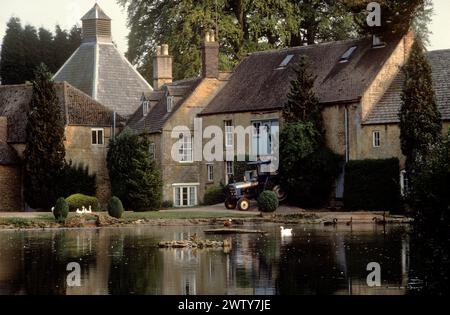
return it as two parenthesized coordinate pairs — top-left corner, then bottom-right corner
(182, 187), (188, 206)
(98, 130), (103, 145)
(92, 130), (97, 144)
(175, 188), (180, 206)
(189, 187), (196, 206)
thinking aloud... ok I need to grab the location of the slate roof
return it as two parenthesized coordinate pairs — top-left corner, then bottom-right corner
(0, 82), (123, 144)
(200, 36), (403, 115)
(81, 3), (111, 20)
(127, 78), (201, 134)
(364, 49), (450, 124)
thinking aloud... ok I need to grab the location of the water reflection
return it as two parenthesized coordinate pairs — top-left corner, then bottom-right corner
(0, 224), (411, 295)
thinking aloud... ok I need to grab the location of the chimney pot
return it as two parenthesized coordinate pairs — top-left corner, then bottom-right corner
(201, 29), (219, 79)
(209, 30), (215, 42)
(153, 44), (173, 89)
(162, 44), (169, 56)
(205, 32), (211, 43)
(156, 45), (162, 56)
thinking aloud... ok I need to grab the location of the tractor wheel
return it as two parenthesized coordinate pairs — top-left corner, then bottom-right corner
(272, 184), (287, 202)
(237, 198), (250, 211)
(224, 198), (237, 210)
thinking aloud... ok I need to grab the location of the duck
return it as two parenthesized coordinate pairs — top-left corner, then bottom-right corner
(324, 218), (338, 226)
(189, 233), (198, 242)
(280, 226), (293, 237)
(224, 219), (232, 227)
(346, 217), (353, 226)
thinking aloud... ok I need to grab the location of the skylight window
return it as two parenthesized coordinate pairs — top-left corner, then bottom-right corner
(339, 46), (357, 63)
(278, 54), (294, 68)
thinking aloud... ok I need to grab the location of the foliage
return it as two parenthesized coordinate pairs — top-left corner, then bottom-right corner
(107, 128), (163, 211)
(345, 0), (433, 44)
(23, 65), (66, 209)
(344, 159), (401, 211)
(58, 162), (97, 198)
(108, 196), (125, 219)
(53, 197), (69, 222)
(257, 191), (279, 213)
(65, 194), (100, 212)
(0, 17), (81, 84)
(117, 0), (357, 82)
(161, 200), (174, 209)
(203, 185), (226, 205)
(232, 155), (255, 183)
(280, 57), (342, 208)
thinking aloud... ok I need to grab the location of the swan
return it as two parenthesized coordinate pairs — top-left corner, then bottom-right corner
(280, 226), (293, 237)
(76, 208), (83, 214)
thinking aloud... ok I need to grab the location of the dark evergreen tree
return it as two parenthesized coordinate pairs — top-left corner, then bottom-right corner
(37, 27), (55, 72)
(68, 25), (82, 54)
(53, 25), (70, 71)
(22, 25), (40, 82)
(0, 17), (25, 84)
(107, 128), (162, 211)
(24, 64), (66, 209)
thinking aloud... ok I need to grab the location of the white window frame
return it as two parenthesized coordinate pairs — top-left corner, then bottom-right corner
(179, 134), (193, 163)
(207, 164), (214, 182)
(372, 130), (381, 148)
(226, 161), (234, 183)
(167, 96), (174, 112)
(143, 100), (150, 116)
(251, 119), (278, 157)
(224, 120), (234, 148)
(149, 142), (156, 159)
(173, 184), (198, 207)
(91, 128), (104, 145)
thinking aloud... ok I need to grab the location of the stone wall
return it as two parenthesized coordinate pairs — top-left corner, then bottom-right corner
(64, 125), (113, 206)
(0, 165), (22, 211)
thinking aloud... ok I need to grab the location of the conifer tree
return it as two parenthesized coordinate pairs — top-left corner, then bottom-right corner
(24, 64), (66, 209)
(0, 17), (25, 84)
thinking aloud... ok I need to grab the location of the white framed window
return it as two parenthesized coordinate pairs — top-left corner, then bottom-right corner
(224, 120), (233, 148)
(179, 134), (193, 162)
(207, 164), (214, 182)
(91, 128), (104, 145)
(173, 185), (198, 207)
(149, 142), (156, 159)
(372, 131), (381, 148)
(400, 170), (409, 196)
(252, 119), (278, 157)
(143, 100), (150, 116)
(167, 96), (174, 112)
(226, 161), (234, 183)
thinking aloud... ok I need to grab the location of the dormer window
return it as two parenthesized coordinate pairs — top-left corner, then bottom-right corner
(276, 54), (294, 69)
(339, 46), (357, 63)
(167, 96), (174, 112)
(143, 100), (150, 116)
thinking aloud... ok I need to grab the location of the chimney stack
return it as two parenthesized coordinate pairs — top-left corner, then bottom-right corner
(153, 44), (173, 90)
(0, 117), (7, 142)
(201, 29), (219, 78)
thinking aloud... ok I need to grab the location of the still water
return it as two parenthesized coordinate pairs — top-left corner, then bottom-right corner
(0, 224), (412, 295)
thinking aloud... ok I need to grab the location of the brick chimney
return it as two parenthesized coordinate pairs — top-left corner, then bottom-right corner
(201, 30), (219, 78)
(0, 117), (7, 142)
(153, 44), (173, 90)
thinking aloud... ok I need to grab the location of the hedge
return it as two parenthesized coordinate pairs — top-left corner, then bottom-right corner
(203, 186), (226, 205)
(344, 158), (401, 211)
(65, 194), (100, 212)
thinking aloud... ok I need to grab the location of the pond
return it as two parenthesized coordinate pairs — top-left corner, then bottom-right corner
(0, 224), (413, 295)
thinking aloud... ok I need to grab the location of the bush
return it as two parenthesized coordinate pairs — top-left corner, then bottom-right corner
(107, 196), (124, 219)
(344, 158), (401, 212)
(203, 186), (226, 205)
(53, 197), (69, 222)
(258, 191), (279, 212)
(161, 200), (174, 209)
(65, 194), (100, 212)
(58, 162), (96, 198)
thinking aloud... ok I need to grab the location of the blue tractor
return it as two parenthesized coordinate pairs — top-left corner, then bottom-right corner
(224, 160), (286, 211)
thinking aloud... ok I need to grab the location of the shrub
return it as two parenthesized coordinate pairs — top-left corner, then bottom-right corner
(53, 197), (69, 222)
(107, 196), (124, 219)
(161, 200), (174, 209)
(65, 194), (100, 212)
(258, 191), (279, 212)
(58, 162), (96, 198)
(344, 158), (401, 212)
(203, 186), (226, 205)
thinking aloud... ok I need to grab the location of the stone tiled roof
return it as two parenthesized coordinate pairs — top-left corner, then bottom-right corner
(127, 78), (201, 134)
(81, 3), (111, 20)
(0, 141), (19, 165)
(201, 36), (404, 115)
(364, 50), (450, 124)
(0, 82), (122, 143)
(53, 42), (153, 118)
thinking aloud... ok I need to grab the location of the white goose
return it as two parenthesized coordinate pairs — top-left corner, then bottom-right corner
(85, 206), (92, 214)
(280, 226), (293, 237)
(76, 208), (84, 214)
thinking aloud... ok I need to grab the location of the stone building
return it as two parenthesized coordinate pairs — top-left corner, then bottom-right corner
(128, 31), (229, 206)
(53, 4), (152, 118)
(0, 82), (121, 211)
(198, 32), (450, 200)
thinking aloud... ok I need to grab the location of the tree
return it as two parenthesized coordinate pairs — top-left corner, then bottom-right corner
(53, 25), (70, 71)
(117, 0), (357, 82)
(24, 64), (66, 209)
(37, 27), (55, 72)
(107, 128), (162, 211)
(345, 0), (433, 44)
(0, 17), (25, 84)
(22, 25), (40, 82)
(279, 60), (341, 207)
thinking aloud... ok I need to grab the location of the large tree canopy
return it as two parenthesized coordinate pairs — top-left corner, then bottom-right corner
(0, 17), (81, 85)
(117, 0), (357, 82)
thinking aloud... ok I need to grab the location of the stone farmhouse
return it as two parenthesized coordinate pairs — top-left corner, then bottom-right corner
(1, 4), (449, 211)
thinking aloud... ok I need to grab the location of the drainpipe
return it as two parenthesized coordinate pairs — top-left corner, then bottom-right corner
(344, 106), (350, 163)
(113, 112), (116, 140)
